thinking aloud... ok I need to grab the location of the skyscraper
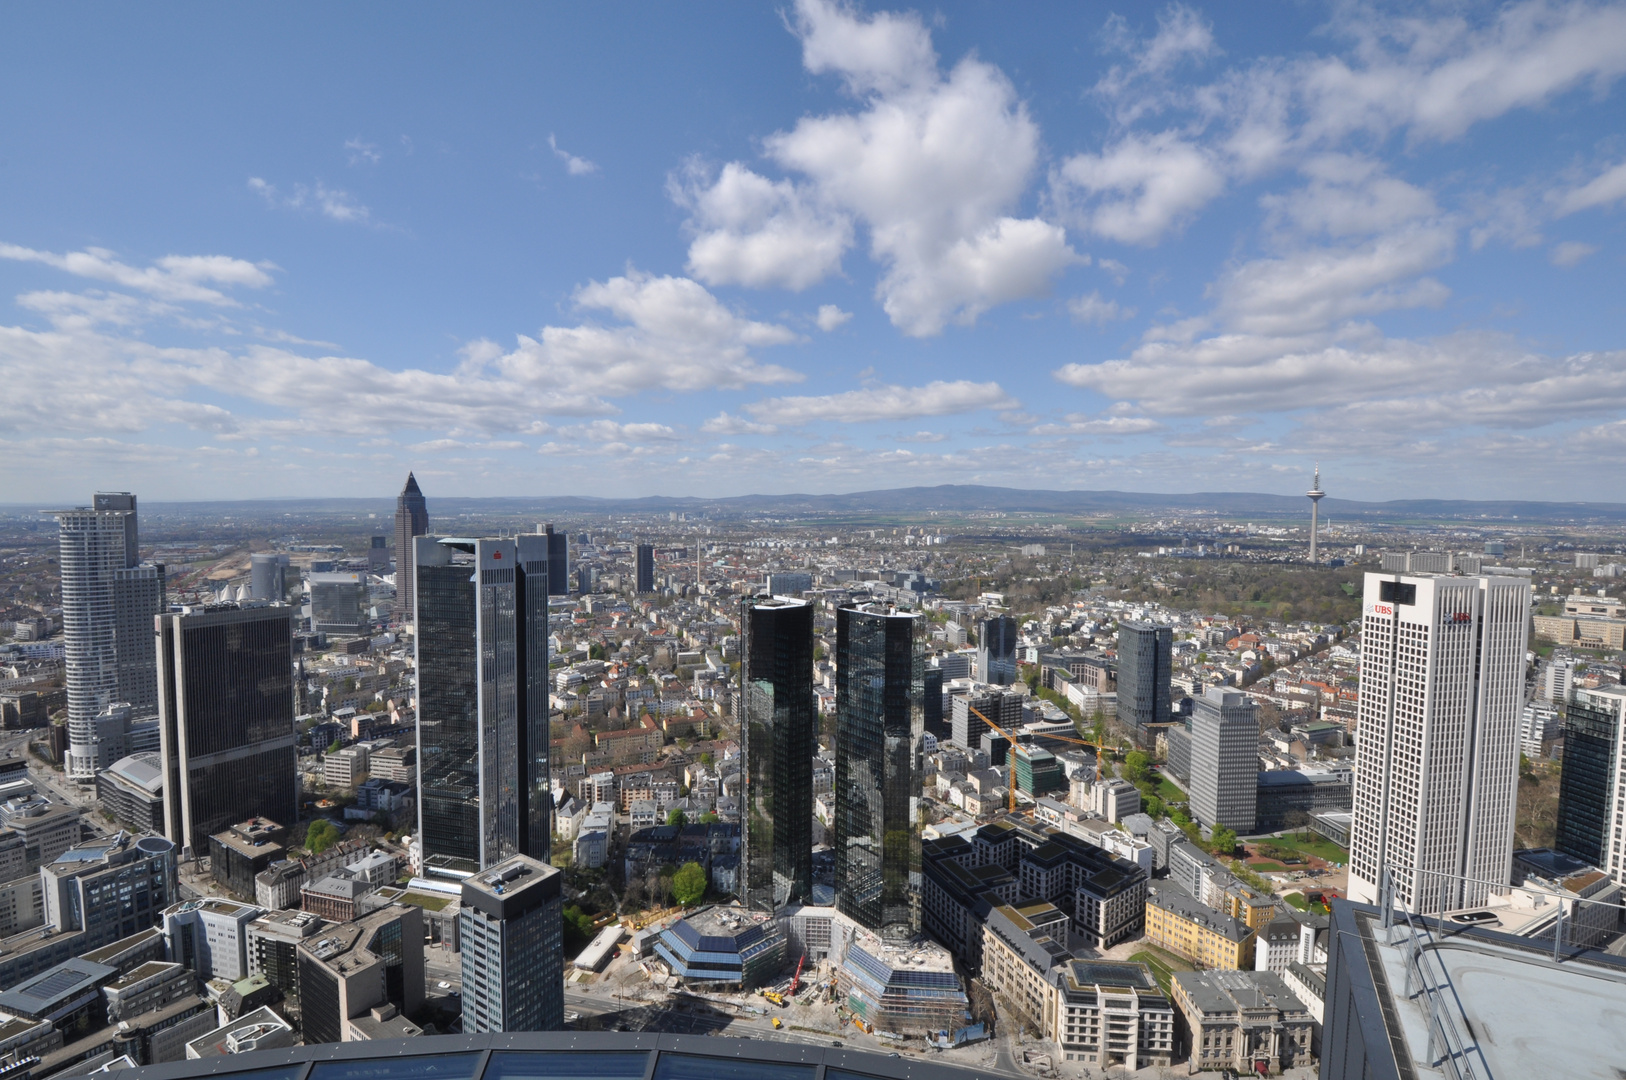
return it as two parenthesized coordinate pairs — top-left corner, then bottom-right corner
(415, 535), (550, 875)
(459, 854), (564, 1032)
(1347, 572), (1530, 914)
(739, 595), (814, 913)
(249, 554), (288, 602)
(540, 524), (569, 595)
(977, 615), (1018, 686)
(834, 605), (924, 939)
(156, 604), (298, 858)
(1555, 684), (1626, 874)
(393, 473), (429, 623)
(1188, 688), (1259, 834)
(47, 492), (165, 781)
(1116, 622), (1172, 745)
(635, 543), (655, 593)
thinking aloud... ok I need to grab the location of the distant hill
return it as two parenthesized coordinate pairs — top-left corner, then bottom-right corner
(8, 484), (1620, 523)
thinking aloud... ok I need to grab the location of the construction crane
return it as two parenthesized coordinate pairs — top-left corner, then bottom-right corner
(789, 954), (805, 997)
(966, 702), (1105, 815)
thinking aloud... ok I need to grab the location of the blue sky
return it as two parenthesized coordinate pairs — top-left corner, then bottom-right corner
(2, 1), (1624, 502)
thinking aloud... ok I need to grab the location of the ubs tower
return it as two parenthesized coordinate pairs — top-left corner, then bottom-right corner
(415, 535), (550, 875)
(739, 596), (815, 913)
(834, 605), (925, 938)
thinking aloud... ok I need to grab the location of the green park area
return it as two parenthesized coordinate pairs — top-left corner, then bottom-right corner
(1255, 832), (1350, 865)
(1130, 946), (1194, 995)
(1282, 892), (1331, 915)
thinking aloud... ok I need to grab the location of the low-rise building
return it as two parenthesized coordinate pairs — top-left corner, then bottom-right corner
(1145, 885), (1255, 970)
(208, 820), (288, 902)
(295, 904), (423, 1045)
(1052, 959), (1175, 1071)
(652, 905), (785, 990)
(1170, 968), (1314, 1076)
(96, 754), (166, 835)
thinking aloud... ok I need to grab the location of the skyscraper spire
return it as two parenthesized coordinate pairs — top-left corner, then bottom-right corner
(394, 472), (430, 623)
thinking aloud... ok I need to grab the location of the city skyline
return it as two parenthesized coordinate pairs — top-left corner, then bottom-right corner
(3, 1), (1625, 503)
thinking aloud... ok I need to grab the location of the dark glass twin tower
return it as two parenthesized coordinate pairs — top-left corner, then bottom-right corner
(741, 597), (923, 939)
(416, 535), (551, 874)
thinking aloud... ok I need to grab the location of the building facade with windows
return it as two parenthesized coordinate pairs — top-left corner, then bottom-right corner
(459, 855), (563, 1033)
(739, 596), (815, 913)
(1115, 622), (1171, 746)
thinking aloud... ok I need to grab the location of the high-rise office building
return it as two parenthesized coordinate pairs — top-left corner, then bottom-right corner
(540, 524), (569, 595)
(308, 572), (367, 635)
(43, 833), (177, 951)
(923, 667), (946, 739)
(156, 604), (298, 858)
(1188, 688), (1259, 834)
(393, 473), (429, 623)
(459, 854), (564, 1032)
(1116, 622), (1172, 745)
(48, 492), (165, 780)
(1555, 684), (1626, 874)
(415, 535), (550, 875)
(1348, 572), (1530, 914)
(977, 615), (1019, 686)
(297, 904), (424, 1045)
(950, 687), (1021, 751)
(834, 605), (924, 939)
(249, 553), (288, 602)
(368, 535), (390, 573)
(635, 544), (655, 593)
(739, 595), (815, 912)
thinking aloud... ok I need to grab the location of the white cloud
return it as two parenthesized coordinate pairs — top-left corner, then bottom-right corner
(1262, 156), (1437, 238)
(0, 242), (274, 306)
(702, 412), (779, 435)
(248, 177), (373, 225)
(1551, 240), (1598, 267)
(1556, 160), (1626, 215)
(815, 304), (853, 331)
(345, 138), (381, 165)
(1053, 132), (1226, 245)
(1094, 5), (1220, 122)
(1211, 226), (1455, 336)
(744, 379), (1018, 425)
(1068, 291), (1135, 325)
(549, 135), (599, 176)
(675, 162), (851, 290)
(1031, 413), (1163, 436)
(677, 0), (1078, 335)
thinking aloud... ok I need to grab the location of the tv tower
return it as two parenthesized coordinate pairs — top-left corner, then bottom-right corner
(1307, 464), (1326, 564)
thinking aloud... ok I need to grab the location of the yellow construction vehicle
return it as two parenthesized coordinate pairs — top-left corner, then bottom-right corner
(762, 990), (786, 1007)
(853, 1018), (873, 1035)
(772, 1017), (783, 1029)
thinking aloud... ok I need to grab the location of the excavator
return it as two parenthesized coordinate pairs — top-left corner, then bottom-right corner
(965, 702), (1105, 815)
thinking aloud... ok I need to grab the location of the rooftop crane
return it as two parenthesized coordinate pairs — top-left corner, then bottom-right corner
(965, 702), (1105, 815)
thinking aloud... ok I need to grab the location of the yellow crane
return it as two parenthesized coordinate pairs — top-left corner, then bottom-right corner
(966, 702), (1105, 815)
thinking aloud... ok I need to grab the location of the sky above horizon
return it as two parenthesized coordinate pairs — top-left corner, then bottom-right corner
(2, 1), (1625, 504)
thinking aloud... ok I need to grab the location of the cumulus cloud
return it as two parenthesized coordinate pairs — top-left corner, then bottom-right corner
(1555, 160), (1626, 215)
(549, 135), (599, 176)
(675, 162), (851, 290)
(1068, 291), (1135, 325)
(701, 412), (779, 435)
(1053, 132), (1227, 245)
(744, 379), (1018, 425)
(676, 0), (1078, 335)
(1031, 413), (1163, 436)
(0, 243), (274, 305)
(815, 304), (853, 331)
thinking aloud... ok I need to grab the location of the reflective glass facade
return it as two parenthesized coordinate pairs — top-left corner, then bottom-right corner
(416, 536), (550, 873)
(1116, 622), (1172, 744)
(1556, 699), (1618, 867)
(394, 472), (430, 622)
(156, 605), (296, 857)
(740, 597), (814, 913)
(834, 607), (923, 938)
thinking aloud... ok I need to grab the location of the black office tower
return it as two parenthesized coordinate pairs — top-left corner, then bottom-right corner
(635, 544), (655, 593)
(1116, 621), (1172, 745)
(834, 605), (924, 939)
(923, 667), (945, 739)
(415, 535), (550, 875)
(977, 615), (1019, 685)
(740, 596), (815, 913)
(1556, 697), (1618, 867)
(156, 604), (297, 858)
(542, 524), (569, 596)
(394, 473), (430, 623)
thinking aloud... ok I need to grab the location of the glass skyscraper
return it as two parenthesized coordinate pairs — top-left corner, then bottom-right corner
(415, 535), (550, 874)
(740, 595), (815, 913)
(1556, 697), (1616, 867)
(1116, 621), (1172, 745)
(834, 605), (924, 939)
(156, 603), (297, 858)
(977, 614), (1018, 685)
(635, 544), (655, 593)
(393, 472), (429, 622)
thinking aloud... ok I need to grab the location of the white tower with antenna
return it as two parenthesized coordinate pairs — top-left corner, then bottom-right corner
(1307, 464), (1326, 564)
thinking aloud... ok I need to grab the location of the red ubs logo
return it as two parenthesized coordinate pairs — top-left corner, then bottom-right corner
(1371, 604), (1394, 616)
(1451, 612), (1470, 623)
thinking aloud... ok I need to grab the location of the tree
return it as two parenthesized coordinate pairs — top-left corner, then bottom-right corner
(699, 811), (719, 824)
(1208, 826), (1238, 858)
(666, 808), (687, 827)
(328, 738), (342, 754)
(1124, 751), (1151, 784)
(303, 819), (341, 854)
(672, 861), (707, 906)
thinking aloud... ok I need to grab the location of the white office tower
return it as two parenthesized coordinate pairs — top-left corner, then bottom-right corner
(47, 493), (165, 782)
(1348, 572), (1530, 914)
